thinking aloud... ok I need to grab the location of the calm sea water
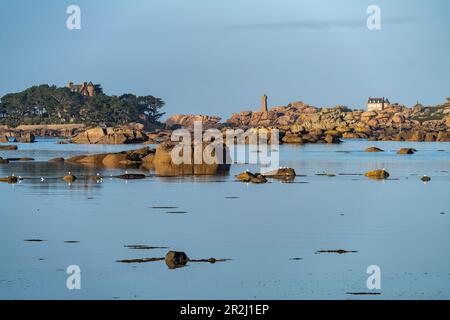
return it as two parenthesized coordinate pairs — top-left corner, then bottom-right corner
(1, 138), (449, 299)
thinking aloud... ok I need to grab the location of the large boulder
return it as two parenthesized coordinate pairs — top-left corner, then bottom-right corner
(165, 114), (222, 130)
(70, 127), (106, 144)
(63, 174), (77, 183)
(263, 167), (296, 177)
(365, 170), (390, 180)
(437, 131), (450, 142)
(153, 141), (231, 176)
(235, 171), (255, 182)
(165, 251), (189, 269)
(235, 171), (268, 184)
(0, 135), (8, 143)
(71, 127), (149, 144)
(397, 148), (416, 155)
(281, 132), (303, 144)
(365, 147), (384, 152)
(324, 134), (341, 144)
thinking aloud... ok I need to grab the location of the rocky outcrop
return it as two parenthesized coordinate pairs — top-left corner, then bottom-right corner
(279, 128), (341, 144)
(67, 147), (155, 168)
(224, 100), (450, 143)
(0, 124), (85, 140)
(165, 114), (221, 130)
(70, 127), (149, 144)
(13, 132), (35, 143)
(235, 171), (268, 184)
(15, 124), (85, 138)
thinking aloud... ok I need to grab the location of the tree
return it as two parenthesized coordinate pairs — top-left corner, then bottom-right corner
(0, 84), (165, 127)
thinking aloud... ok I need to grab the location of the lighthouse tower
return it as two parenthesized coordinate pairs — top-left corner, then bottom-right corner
(261, 94), (268, 113)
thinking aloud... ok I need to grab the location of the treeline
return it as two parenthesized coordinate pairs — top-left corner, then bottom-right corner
(0, 85), (165, 127)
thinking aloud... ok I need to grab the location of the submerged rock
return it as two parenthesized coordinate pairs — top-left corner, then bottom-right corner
(250, 174), (268, 184)
(124, 245), (169, 250)
(0, 176), (19, 184)
(0, 158), (9, 164)
(86, 174), (103, 181)
(235, 171), (255, 182)
(116, 174), (146, 180)
(117, 257), (164, 264)
(7, 157), (34, 161)
(365, 147), (384, 152)
(364, 169), (390, 180)
(165, 251), (189, 269)
(0, 145), (18, 150)
(263, 167), (296, 177)
(421, 175), (431, 182)
(315, 249), (357, 254)
(49, 157), (65, 162)
(63, 174), (77, 183)
(397, 148), (417, 155)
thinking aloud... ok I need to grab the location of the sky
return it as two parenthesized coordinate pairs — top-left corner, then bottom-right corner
(0, 0), (449, 119)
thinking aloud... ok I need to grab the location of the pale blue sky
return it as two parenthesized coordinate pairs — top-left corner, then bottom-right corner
(0, 0), (449, 118)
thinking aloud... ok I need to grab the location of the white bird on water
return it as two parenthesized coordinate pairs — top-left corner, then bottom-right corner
(40, 177), (45, 182)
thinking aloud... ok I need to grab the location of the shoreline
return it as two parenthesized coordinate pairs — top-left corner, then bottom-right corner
(1, 99), (450, 144)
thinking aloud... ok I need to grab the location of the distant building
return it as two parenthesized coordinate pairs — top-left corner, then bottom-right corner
(261, 94), (268, 113)
(67, 81), (95, 97)
(367, 97), (390, 111)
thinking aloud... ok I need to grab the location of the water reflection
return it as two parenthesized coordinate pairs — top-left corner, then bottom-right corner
(1, 139), (450, 299)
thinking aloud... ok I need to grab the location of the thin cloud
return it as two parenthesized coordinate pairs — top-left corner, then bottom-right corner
(229, 17), (416, 31)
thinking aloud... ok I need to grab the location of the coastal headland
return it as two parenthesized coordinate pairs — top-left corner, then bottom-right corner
(1, 98), (450, 145)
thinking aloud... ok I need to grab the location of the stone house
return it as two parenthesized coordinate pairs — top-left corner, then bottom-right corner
(367, 97), (390, 111)
(67, 81), (95, 97)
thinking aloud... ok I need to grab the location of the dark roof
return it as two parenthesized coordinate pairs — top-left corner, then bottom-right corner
(368, 97), (390, 104)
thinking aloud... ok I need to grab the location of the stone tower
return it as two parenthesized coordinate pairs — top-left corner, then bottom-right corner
(261, 94), (268, 113)
(87, 81), (95, 97)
